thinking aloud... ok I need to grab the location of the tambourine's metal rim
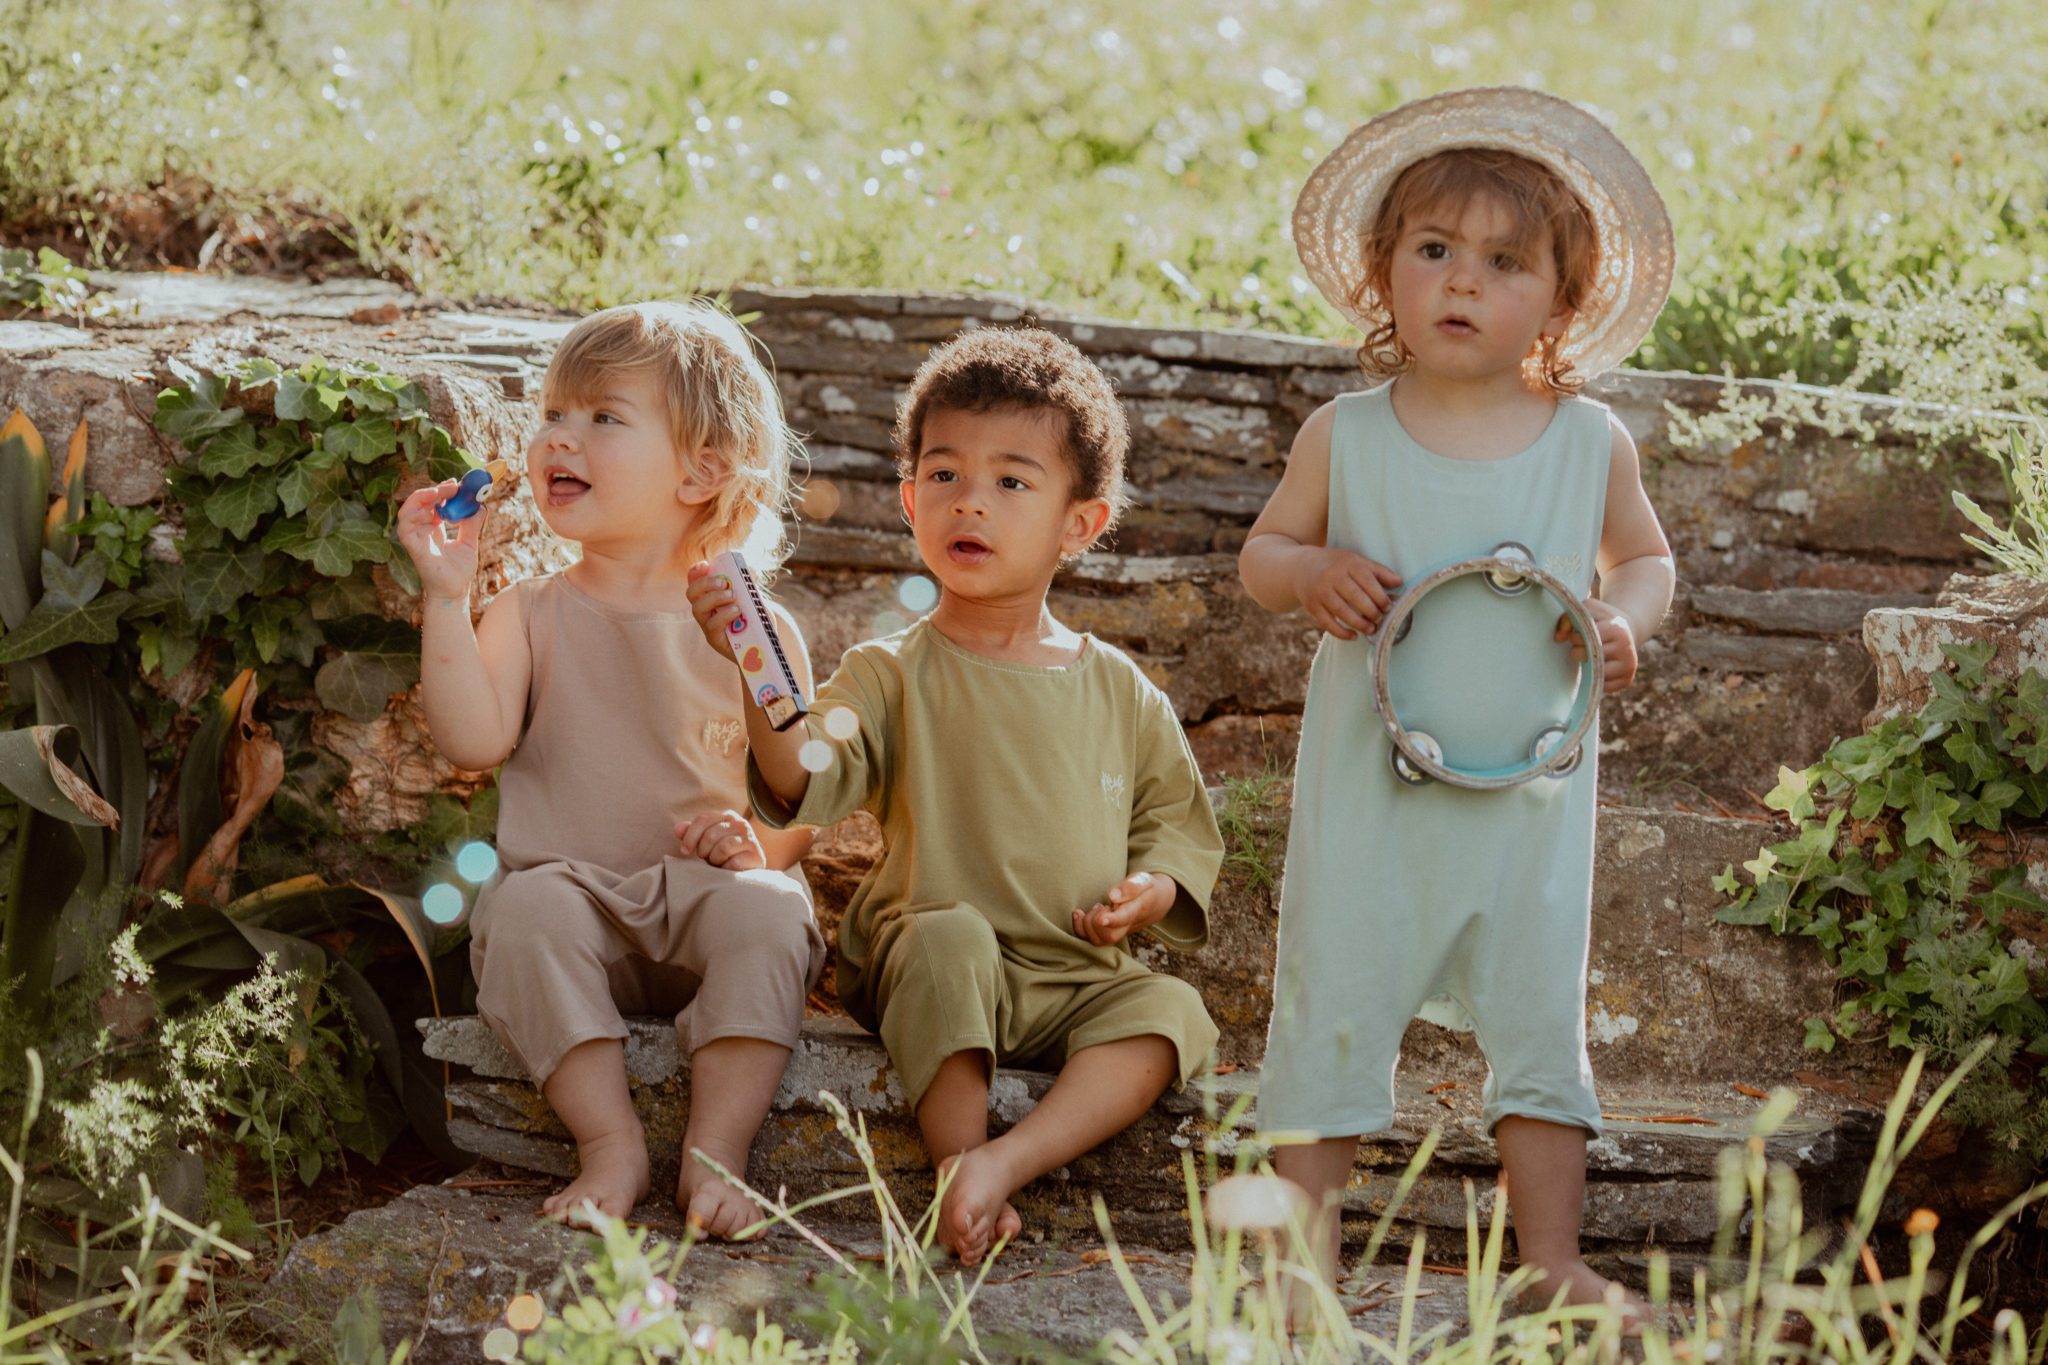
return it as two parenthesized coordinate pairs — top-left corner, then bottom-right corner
(1370, 554), (1602, 791)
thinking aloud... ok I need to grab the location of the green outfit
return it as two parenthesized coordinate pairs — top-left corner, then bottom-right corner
(750, 617), (1223, 1106)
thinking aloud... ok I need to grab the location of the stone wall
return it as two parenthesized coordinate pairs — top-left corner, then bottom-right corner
(1, 276), (1996, 835)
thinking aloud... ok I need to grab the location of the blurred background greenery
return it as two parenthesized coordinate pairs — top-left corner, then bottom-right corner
(1, 0), (2042, 387)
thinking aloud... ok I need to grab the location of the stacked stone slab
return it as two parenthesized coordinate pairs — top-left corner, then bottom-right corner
(0, 275), (1975, 1280)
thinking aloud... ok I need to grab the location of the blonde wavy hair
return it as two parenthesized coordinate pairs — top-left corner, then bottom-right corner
(1350, 148), (1600, 399)
(542, 300), (796, 567)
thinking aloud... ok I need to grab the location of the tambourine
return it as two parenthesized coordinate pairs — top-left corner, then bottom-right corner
(1370, 542), (1601, 791)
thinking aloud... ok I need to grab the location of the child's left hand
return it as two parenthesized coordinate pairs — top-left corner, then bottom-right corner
(1072, 870), (1178, 946)
(1554, 598), (1639, 693)
(677, 810), (767, 871)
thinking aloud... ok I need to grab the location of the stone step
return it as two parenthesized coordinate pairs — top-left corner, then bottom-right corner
(420, 1012), (1882, 1273)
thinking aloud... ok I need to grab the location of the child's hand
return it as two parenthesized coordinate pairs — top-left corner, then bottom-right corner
(1072, 871), (1177, 946)
(1555, 598), (1639, 693)
(396, 483), (486, 601)
(677, 810), (767, 871)
(685, 561), (743, 663)
(1292, 547), (1403, 640)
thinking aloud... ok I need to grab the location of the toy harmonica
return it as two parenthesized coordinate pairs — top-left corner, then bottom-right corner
(711, 549), (808, 731)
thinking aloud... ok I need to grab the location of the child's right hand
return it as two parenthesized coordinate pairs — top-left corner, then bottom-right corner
(685, 560), (743, 663)
(396, 483), (484, 601)
(1292, 547), (1403, 640)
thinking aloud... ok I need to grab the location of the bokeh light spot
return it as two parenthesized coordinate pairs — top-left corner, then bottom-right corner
(798, 739), (833, 773)
(798, 478), (842, 522)
(822, 706), (859, 741)
(455, 840), (499, 883)
(481, 1327), (520, 1361)
(897, 574), (939, 613)
(423, 882), (466, 924)
(506, 1293), (544, 1332)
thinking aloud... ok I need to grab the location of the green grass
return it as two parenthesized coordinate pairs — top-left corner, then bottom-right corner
(1, 0), (2044, 385)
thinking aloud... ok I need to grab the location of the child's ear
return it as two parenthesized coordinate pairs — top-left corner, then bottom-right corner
(1542, 302), (1576, 345)
(676, 447), (724, 507)
(1061, 496), (1113, 556)
(898, 478), (916, 527)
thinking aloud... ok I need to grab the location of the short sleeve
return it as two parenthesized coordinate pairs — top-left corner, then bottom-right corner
(1126, 685), (1223, 950)
(748, 648), (890, 830)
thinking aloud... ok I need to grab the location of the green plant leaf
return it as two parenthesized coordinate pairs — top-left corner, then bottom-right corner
(314, 649), (420, 723)
(182, 546), (266, 618)
(155, 372), (243, 446)
(310, 518), (395, 577)
(195, 422), (266, 478)
(0, 415), (52, 631)
(275, 370), (342, 423)
(0, 725), (118, 825)
(0, 589), (134, 662)
(323, 416), (398, 464)
(1801, 1017), (1837, 1052)
(36, 548), (104, 610)
(202, 470), (281, 539)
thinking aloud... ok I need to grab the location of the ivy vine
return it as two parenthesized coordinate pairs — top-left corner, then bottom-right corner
(1716, 638), (2048, 1157)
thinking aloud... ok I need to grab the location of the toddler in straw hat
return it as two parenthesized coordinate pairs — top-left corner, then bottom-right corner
(1239, 88), (1678, 1319)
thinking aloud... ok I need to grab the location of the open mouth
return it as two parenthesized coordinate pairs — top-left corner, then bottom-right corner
(545, 467), (591, 504)
(1437, 314), (1478, 337)
(946, 534), (993, 564)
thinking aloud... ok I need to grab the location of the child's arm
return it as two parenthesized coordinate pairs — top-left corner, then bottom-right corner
(686, 561), (811, 806)
(675, 602), (819, 873)
(1558, 414), (1675, 692)
(396, 484), (530, 769)
(1237, 401), (1403, 637)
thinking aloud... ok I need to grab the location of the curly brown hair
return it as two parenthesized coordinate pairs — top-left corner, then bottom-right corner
(1351, 148), (1600, 398)
(892, 326), (1131, 530)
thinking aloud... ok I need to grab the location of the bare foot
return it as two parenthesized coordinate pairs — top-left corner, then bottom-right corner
(1521, 1258), (1654, 1333)
(677, 1142), (766, 1240)
(542, 1126), (650, 1224)
(936, 1148), (1020, 1266)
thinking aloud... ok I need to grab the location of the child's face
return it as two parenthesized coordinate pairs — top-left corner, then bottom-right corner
(525, 365), (715, 546)
(897, 405), (1111, 601)
(1383, 194), (1574, 384)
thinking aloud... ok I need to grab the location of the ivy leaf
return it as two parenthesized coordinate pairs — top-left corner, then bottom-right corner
(0, 589), (134, 662)
(1801, 1017), (1837, 1053)
(181, 546), (265, 618)
(1710, 864), (1742, 898)
(1940, 638), (1997, 688)
(1902, 789), (1961, 852)
(1741, 847), (1779, 883)
(202, 471), (281, 539)
(195, 422), (266, 478)
(155, 374), (243, 446)
(1764, 764), (1818, 821)
(38, 549), (106, 610)
(275, 371), (342, 424)
(309, 518), (395, 578)
(277, 460), (349, 520)
(315, 648), (421, 723)
(1978, 866), (2048, 927)
(323, 417), (398, 464)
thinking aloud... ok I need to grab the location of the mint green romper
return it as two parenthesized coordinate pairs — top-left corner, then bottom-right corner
(1258, 383), (1612, 1139)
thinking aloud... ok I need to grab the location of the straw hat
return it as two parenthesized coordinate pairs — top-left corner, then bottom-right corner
(1293, 86), (1674, 377)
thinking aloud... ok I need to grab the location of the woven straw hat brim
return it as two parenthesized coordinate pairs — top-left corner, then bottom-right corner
(1293, 86), (1674, 377)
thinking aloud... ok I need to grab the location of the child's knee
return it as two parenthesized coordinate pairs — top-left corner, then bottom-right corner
(703, 870), (818, 973)
(899, 904), (1000, 969)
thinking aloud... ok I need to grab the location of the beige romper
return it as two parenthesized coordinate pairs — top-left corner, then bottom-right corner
(749, 618), (1222, 1108)
(469, 574), (826, 1085)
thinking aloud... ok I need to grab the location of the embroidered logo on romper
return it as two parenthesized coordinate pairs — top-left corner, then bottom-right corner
(701, 719), (744, 756)
(1545, 551), (1583, 582)
(1100, 771), (1127, 806)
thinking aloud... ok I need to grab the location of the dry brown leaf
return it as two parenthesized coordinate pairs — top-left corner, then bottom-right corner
(34, 728), (119, 827)
(183, 683), (285, 903)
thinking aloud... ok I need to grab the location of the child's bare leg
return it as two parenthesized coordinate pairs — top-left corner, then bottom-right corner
(676, 1037), (790, 1239)
(941, 1035), (1176, 1266)
(1495, 1116), (1649, 1323)
(916, 1049), (1022, 1257)
(1274, 1136), (1361, 1291)
(541, 1038), (650, 1221)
